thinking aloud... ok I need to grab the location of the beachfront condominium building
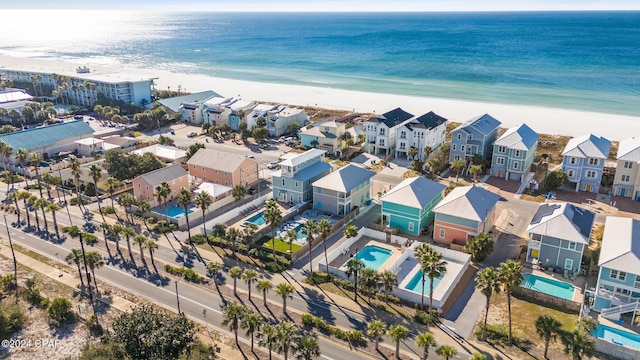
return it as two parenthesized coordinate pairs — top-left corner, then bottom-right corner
(395, 111), (447, 161)
(612, 137), (640, 200)
(312, 164), (375, 217)
(186, 148), (259, 188)
(561, 134), (611, 193)
(365, 107), (414, 156)
(525, 202), (594, 273)
(271, 148), (332, 204)
(299, 119), (348, 156)
(490, 123), (539, 182)
(1, 66), (156, 107)
(133, 164), (189, 207)
(246, 104), (307, 138)
(449, 114), (501, 164)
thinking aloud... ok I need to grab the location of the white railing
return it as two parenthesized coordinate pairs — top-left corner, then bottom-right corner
(601, 301), (640, 320)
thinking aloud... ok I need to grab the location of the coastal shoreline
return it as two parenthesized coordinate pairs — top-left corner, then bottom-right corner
(1, 54), (636, 141)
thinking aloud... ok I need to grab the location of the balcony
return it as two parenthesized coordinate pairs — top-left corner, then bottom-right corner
(528, 239), (542, 249)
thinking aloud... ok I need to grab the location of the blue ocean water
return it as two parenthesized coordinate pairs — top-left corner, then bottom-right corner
(2, 10), (639, 115)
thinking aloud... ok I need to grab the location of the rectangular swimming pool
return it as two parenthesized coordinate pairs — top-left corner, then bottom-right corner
(345, 245), (393, 270)
(520, 273), (575, 301)
(245, 211), (266, 226)
(593, 324), (640, 350)
(158, 205), (194, 219)
(403, 269), (443, 294)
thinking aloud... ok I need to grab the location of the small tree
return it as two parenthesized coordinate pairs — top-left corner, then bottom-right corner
(345, 258), (365, 302)
(388, 324), (409, 360)
(451, 159), (466, 180)
(416, 332), (437, 360)
(232, 184), (247, 201)
(48, 297), (73, 324)
(546, 170), (569, 191)
(436, 345), (458, 360)
(464, 233), (494, 262)
(562, 330), (596, 360)
(229, 266), (243, 296)
(275, 283), (295, 315)
(257, 279), (273, 308)
(367, 319), (387, 351)
(476, 267), (501, 341)
(469, 165), (483, 182)
(535, 314), (562, 359)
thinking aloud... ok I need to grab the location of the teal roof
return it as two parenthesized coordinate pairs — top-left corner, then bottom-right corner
(0, 120), (94, 151)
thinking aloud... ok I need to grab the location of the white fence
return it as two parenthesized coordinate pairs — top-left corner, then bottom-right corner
(596, 338), (640, 360)
(200, 193), (272, 234)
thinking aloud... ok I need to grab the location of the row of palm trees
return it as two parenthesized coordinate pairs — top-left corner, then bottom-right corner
(65, 249), (104, 294)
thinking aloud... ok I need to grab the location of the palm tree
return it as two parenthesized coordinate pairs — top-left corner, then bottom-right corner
(206, 261), (221, 282)
(276, 321), (299, 360)
(85, 251), (104, 295)
(89, 164), (103, 218)
(388, 324), (409, 360)
(436, 345), (457, 360)
(232, 184), (247, 201)
(259, 324), (278, 360)
(241, 311), (262, 351)
(366, 319), (387, 350)
(416, 332), (437, 360)
(100, 222), (111, 250)
(317, 218), (331, 271)
(423, 146), (432, 160)
(111, 223), (124, 254)
(69, 156), (83, 210)
(265, 205), (283, 262)
(195, 191), (212, 238)
(65, 249), (85, 288)
(294, 336), (320, 360)
(155, 180), (171, 223)
(134, 235), (147, 262)
(414, 243), (433, 309)
(451, 159), (466, 180)
(121, 227), (136, 260)
(423, 249), (447, 316)
(45, 202), (61, 239)
(16, 148), (29, 183)
(469, 354), (487, 360)
(143, 239), (158, 268)
(136, 198), (151, 226)
(227, 227), (241, 256)
(257, 279), (273, 308)
(498, 260), (524, 344)
(7, 192), (20, 224)
(562, 330), (595, 360)
(275, 283), (295, 315)
(469, 165), (483, 182)
(344, 224), (358, 239)
(176, 187), (193, 242)
(407, 146), (419, 160)
(222, 303), (246, 344)
(301, 220), (317, 278)
(41, 172), (58, 200)
(242, 222), (258, 245)
(476, 267), (501, 341)
(34, 197), (49, 232)
(535, 314), (562, 359)
(284, 229), (297, 257)
(0, 142), (13, 192)
(105, 177), (122, 210)
(29, 195), (40, 230)
(17, 190), (31, 227)
(229, 266), (243, 296)
(345, 258), (365, 302)
(359, 268), (380, 302)
(242, 269), (259, 300)
(380, 270), (398, 303)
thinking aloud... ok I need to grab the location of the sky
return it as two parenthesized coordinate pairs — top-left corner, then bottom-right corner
(6, 0), (640, 11)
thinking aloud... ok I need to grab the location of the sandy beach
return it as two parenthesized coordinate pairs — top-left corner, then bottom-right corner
(1, 54), (636, 141)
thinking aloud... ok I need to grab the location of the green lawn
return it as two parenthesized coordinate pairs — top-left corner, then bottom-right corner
(261, 237), (303, 254)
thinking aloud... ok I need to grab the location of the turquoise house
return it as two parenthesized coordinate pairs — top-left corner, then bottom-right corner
(380, 177), (446, 235)
(272, 149), (331, 204)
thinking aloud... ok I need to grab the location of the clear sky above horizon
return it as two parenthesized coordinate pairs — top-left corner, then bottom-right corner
(7, 0), (640, 11)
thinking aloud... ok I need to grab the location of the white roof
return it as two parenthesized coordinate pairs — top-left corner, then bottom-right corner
(0, 90), (33, 103)
(562, 134), (611, 159)
(381, 177), (446, 209)
(617, 137), (640, 162)
(132, 144), (187, 161)
(74, 138), (104, 146)
(493, 123), (539, 151)
(527, 202), (595, 245)
(253, 103), (279, 112)
(204, 96), (232, 106)
(433, 185), (500, 222)
(599, 216), (640, 273)
(229, 100), (255, 110)
(194, 182), (232, 198)
(280, 148), (326, 167)
(312, 164), (375, 192)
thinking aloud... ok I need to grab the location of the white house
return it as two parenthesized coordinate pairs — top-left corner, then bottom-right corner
(395, 111), (447, 160)
(366, 107), (414, 156)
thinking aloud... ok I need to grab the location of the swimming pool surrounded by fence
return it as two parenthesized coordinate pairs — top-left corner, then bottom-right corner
(345, 245), (393, 270)
(520, 273), (575, 301)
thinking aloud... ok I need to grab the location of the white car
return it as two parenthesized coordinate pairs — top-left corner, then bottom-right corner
(267, 161), (279, 169)
(187, 131), (197, 138)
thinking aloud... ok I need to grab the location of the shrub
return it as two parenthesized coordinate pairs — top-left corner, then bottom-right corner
(62, 225), (81, 237)
(475, 323), (511, 345)
(186, 234), (207, 245)
(48, 297), (73, 324)
(313, 317), (329, 331)
(146, 216), (157, 224)
(414, 310), (440, 326)
(82, 232), (98, 245)
(0, 303), (26, 338)
(1, 274), (16, 291)
(301, 314), (314, 327)
(311, 271), (332, 284)
(70, 197), (87, 206)
(102, 206), (116, 214)
(153, 220), (178, 234)
(164, 264), (205, 283)
(84, 182), (97, 196)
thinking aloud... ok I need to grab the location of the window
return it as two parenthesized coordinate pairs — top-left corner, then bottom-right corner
(570, 157), (576, 165)
(610, 270), (627, 281)
(496, 157), (505, 165)
(586, 170), (596, 178)
(568, 170), (574, 177)
(498, 146), (506, 153)
(461, 145), (465, 152)
(589, 158), (599, 165)
(513, 161), (519, 169)
(467, 134), (473, 140)
(568, 242), (576, 250)
(408, 222), (414, 232)
(146, 186), (149, 190)
(564, 258), (573, 270)
(317, 188), (322, 194)
(452, 144), (457, 151)
(515, 150), (521, 157)
(400, 131), (406, 139)
(379, 139), (385, 146)
(454, 155), (461, 161)
(224, 172), (228, 176)
(457, 134), (462, 140)
(622, 175), (631, 182)
(137, 183), (140, 188)
(439, 229), (445, 239)
(379, 128), (386, 135)
(624, 161), (633, 169)
(295, 181), (298, 187)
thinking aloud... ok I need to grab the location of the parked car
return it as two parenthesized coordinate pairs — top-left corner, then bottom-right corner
(278, 136), (286, 143)
(187, 131), (197, 138)
(248, 187), (257, 195)
(267, 161), (279, 169)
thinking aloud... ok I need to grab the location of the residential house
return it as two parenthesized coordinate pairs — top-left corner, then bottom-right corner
(525, 202), (595, 272)
(200, 96), (236, 127)
(561, 134), (611, 193)
(593, 216), (640, 312)
(266, 106), (307, 137)
(380, 177), (446, 235)
(246, 103), (280, 128)
(186, 148), (258, 187)
(490, 123), (539, 182)
(312, 164), (375, 217)
(133, 164), (189, 207)
(449, 114), (501, 164)
(227, 100), (257, 131)
(100, 135), (139, 151)
(132, 144), (187, 163)
(612, 137), (640, 200)
(74, 138), (105, 157)
(365, 108), (414, 156)
(299, 119), (347, 156)
(156, 91), (219, 121)
(0, 120), (94, 160)
(395, 111), (447, 161)
(371, 172), (403, 201)
(194, 182), (232, 202)
(432, 185), (500, 245)
(272, 148), (331, 204)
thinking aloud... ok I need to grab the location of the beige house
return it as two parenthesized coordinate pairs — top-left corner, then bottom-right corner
(612, 137), (640, 200)
(186, 148), (258, 187)
(132, 164), (189, 207)
(299, 119), (347, 155)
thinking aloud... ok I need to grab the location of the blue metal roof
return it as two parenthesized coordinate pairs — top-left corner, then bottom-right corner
(293, 161), (332, 181)
(0, 120), (94, 151)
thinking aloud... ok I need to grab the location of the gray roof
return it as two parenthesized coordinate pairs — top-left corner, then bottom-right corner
(157, 90), (220, 112)
(433, 185), (500, 221)
(527, 202), (595, 245)
(292, 161), (332, 181)
(381, 177), (446, 209)
(599, 216), (640, 273)
(562, 134), (611, 159)
(312, 164), (375, 192)
(0, 120), (94, 151)
(453, 114), (501, 136)
(300, 125), (337, 139)
(493, 123), (539, 151)
(405, 111), (447, 131)
(616, 137), (640, 162)
(138, 164), (187, 187)
(187, 148), (255, 172)
(369, 108), (414, 128)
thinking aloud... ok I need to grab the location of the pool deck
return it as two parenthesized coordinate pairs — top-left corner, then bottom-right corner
(396, 253), (466, 301)
(524, 266), (586, 303)
(329, 237), (403, 273)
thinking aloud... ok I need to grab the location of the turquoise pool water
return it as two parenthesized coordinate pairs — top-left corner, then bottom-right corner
(520, 274), (575, 301)
(403, 269), (444, 294)
(158, 205), (194, 219)
(246, 211), (266, 226)
(593, 324), (640, 350)
(346, 245), (393, 270)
